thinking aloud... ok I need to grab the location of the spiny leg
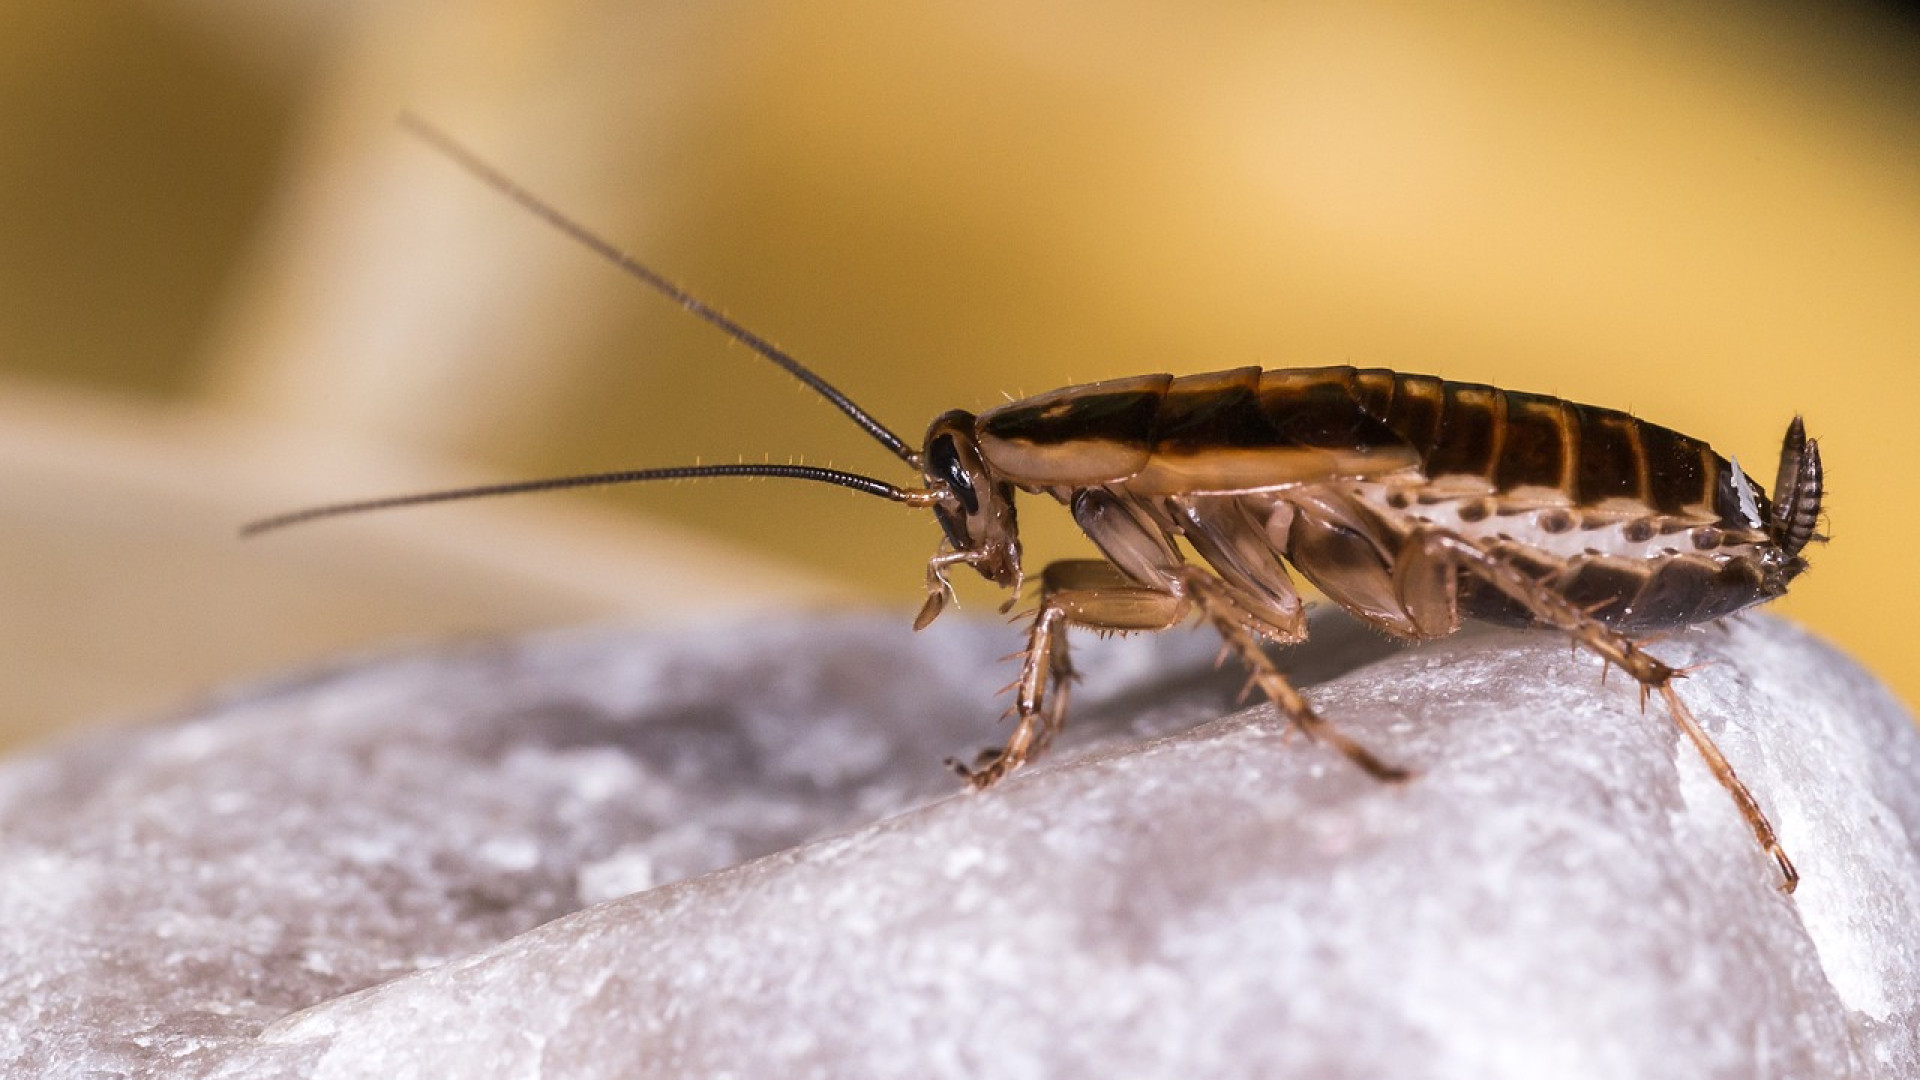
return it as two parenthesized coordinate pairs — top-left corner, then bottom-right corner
(1175, 568), (1410, 783)
(1404, 528), (1797, 892)
(954, 604), (1073, 785)
(957, 560), (1185, 788)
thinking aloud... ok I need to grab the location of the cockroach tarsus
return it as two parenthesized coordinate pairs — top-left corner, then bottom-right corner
(245, 116), (1825, 893)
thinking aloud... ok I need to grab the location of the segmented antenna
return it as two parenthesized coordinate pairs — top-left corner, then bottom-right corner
(242, 463), (935, 538)
(397, 112), (918, 466)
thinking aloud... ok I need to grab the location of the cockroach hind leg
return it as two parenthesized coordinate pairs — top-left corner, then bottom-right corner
(1656, 682), (1798, 893)
(1421, 529), (1795, 891)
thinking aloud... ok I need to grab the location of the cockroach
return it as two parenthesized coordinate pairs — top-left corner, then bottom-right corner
(247, 117), (1824, 892)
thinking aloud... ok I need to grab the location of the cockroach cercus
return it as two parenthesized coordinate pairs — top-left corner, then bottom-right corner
(247, 116), (1825, 892)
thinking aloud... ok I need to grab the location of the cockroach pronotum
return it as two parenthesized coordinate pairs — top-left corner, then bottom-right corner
(247, 117), (1825, 892)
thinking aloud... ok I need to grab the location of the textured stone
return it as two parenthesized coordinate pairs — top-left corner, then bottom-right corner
(2, 613), (1915, 1079)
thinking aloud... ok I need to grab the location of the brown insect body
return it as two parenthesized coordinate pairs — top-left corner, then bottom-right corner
(920, 364), (1821, 891)
(968, 365), (1813, 637)
(250, 120), (1824, 893)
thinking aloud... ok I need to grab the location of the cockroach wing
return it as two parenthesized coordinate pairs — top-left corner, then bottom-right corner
(977, 367), (1421, 496)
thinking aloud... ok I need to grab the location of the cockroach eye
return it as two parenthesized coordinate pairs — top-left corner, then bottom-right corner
(929, 434), (979, 514)
(933, 503), (971, 551)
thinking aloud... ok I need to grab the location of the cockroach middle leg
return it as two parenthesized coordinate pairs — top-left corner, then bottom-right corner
(1175, 569), (1412, 783)
(957, 560), (1183, 788)
(1406, 528), (1798, 892)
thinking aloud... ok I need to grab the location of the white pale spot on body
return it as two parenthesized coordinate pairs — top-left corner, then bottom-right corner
(1348, 482), (1760, 565)
(1729, 455), (1766, 530)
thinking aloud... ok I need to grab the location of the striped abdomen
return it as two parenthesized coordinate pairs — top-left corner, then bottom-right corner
(1338, 368), (1760, 525)
(977, 366), (1763, 531)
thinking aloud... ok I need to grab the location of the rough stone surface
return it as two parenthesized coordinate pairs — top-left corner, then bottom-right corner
(1, 613), (1915, 1079)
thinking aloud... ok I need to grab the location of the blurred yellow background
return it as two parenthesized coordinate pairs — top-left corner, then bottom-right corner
(0, 0), (1914, 750)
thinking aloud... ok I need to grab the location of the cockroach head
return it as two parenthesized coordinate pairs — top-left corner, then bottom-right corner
(922, 410), (1022, 588)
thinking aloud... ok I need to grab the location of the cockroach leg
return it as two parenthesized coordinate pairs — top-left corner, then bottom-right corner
(1408, 528), (1798, 892)
(957, 560), (1183, 788)
(914, 549), (961, 631)
(1014, 607), (1075, 763)
(915, 547), (995, 631)
(1176, 569), (1411, 783)
(1657, 681), (1796, 890)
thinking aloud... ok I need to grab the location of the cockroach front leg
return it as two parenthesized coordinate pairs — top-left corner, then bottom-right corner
(959, 557), (1410, 786)
(957, 560), (1184, 788)
(1401, 528), (1798, 892)
(915, 546), (1023, 630)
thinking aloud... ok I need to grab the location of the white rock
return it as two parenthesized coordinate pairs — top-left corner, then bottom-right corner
(1, 613), (1915, 1079)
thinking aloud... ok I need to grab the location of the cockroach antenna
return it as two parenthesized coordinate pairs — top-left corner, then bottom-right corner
(241, 116), (936, 538)
(240, 464), (935, 538)
(394, 113), (918, 466)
